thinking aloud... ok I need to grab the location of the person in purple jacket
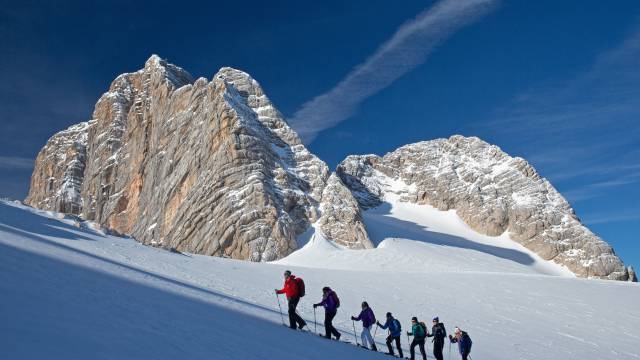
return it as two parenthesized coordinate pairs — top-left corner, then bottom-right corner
(351, 301), (378, 351)
(313, 287), (341, 340)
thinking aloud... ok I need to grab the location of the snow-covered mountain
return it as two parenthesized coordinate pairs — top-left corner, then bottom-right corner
(1, 200), (639, 360)
(331, 136), (633, 280)
(25, 55), (634, 281)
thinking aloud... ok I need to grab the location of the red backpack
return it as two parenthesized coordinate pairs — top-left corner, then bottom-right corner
(295, 277), (305, 297)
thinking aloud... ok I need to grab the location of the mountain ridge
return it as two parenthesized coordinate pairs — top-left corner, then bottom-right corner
(25, 55), (635, 281)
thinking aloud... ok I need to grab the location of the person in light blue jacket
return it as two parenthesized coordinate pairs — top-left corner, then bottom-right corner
(377, 312), (403, 357)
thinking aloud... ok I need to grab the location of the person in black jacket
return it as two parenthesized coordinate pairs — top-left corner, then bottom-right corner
(426, 317), (447, 360)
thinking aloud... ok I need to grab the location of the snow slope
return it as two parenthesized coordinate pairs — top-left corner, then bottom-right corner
(281, 174), (572, 277)
(1, 199), (639, 360)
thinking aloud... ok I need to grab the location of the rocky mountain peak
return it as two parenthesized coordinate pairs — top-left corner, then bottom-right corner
(24, 56), (634, 281)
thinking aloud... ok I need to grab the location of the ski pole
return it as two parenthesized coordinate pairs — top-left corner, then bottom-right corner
(313, 307), (317, 334)
(374, 324), (379, 338)
(275, 293), (285, 325)
(425, 337), (429, 360)
(352, 320), (359, 346)
(449, 341), (452, 360)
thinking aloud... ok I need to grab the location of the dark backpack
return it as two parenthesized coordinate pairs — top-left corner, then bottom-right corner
(330, 291), (340, 308)
(392, 318), (401, 332)
(436, 323), (447, 339)
(461, 331), (472, 353)
(295, 277), (305, 297)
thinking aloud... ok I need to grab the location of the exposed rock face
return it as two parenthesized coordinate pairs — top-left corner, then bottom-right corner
(26, 55), (330, 261)
(26, 122), (91, 214)
(335, 135), (630, 281)
(318, 173), (373, 249)
(629, 266), (637, 282)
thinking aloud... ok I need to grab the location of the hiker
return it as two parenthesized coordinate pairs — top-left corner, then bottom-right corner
(274, 270), (307, 330)
(449, 327), (472, 360)
(351, 301), (378, 351)
(407, 316), (427, 360)
(426, 317), (447, 360)
(313, 287), (341, 340)
(376, 312), (403, 358)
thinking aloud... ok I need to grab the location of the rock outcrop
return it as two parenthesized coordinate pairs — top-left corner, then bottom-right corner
(318, 174), (373, 249)
(26, 55), (331, 261)
(26, 122), (91, 214)
(629, 266), (637, 282)
(334, 136), (631, 281)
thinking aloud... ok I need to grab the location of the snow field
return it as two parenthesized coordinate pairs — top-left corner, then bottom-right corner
(1, 200), (639, 359)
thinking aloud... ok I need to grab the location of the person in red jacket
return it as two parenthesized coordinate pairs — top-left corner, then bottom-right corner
(275, 270), (307, 330)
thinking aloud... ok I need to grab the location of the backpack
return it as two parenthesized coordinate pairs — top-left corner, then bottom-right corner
(415, 322), (427, 338)
(295, 277), (305, 297)
(330, 291), (340, 308)
(436, 323), (447, 338)
(392, 318), (401, 332)
(461, 331), (472, 352)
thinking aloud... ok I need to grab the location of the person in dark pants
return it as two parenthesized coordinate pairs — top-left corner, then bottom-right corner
(449, 327), (472, 360)
(377, 312), (403, 358)
(275, 270), (307, 330)
(426, 317), (447, 360)
(407, 316), (427, 360)
(313, 286), (341, 340)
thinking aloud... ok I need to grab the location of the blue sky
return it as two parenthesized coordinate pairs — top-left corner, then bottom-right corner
(1, 0), (638, 269)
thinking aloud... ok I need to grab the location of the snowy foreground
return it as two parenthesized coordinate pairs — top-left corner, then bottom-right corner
(1, 199), (639, 360)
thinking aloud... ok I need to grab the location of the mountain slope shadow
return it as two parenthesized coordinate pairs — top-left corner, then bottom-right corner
(0, 202), (98, 241)
(0, 242), (383, 360)
(363, 202), (536, 266)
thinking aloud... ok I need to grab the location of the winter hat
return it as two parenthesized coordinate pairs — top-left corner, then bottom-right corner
(411, 316), (418, 322)
(284, 270), (291, 277)
(433, 317), (439, 322)
(322, 286), (330, 292)
(454, 327), (461, 334)
(386, 312), (392, 317)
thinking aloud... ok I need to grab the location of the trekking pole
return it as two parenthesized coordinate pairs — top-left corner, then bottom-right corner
(352, 320), (359, 346)
(275, 293), (285, 325)
(374, 324), (379, 338)
(449, 341), (452, 360)
(313, 307), (317, 334)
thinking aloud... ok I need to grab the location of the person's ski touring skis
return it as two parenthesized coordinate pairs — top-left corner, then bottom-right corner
(351, 301), (378, 351)
(275, 270), (307, 330)
(407, 316), (427, 360)
(426, 317), (447, 360)
(376, 312), (403, 358)
(449, 327), (472, 360)
(313, 286), (341, 340)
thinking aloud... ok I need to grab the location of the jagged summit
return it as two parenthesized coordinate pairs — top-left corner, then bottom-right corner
(25, 55), (634, 281)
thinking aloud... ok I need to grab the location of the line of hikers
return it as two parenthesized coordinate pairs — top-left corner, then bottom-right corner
(275, 270), (473, 360)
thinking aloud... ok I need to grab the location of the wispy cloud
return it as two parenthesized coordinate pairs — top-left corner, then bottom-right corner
(581, 212), (640, 225)
(0, 156), (34, 171)
(289, 0), (499, 144)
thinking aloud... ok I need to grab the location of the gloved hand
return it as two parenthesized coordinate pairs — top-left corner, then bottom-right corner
(274, 289), (279, 293)
(313, 304), (318, 308)
(449, 335), (453, 340)
(376, 321), (381, 326)
(407, 331), (411, 336)
(351, 316), (356, 321)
